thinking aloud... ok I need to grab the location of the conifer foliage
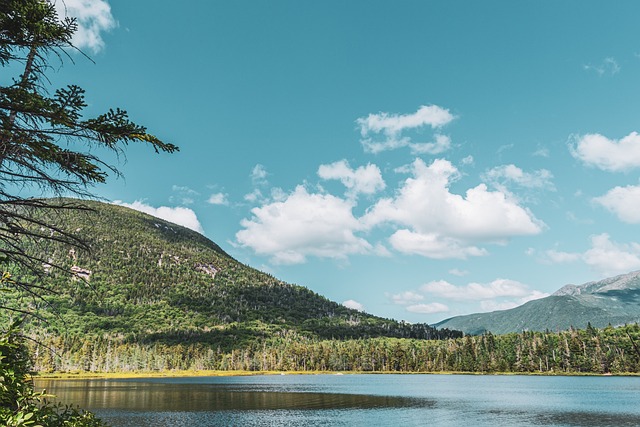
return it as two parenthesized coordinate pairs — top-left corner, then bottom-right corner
(0, 0), (177, 276)
(0, 1), (176, 425)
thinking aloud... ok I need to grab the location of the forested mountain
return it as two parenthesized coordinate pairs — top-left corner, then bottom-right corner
(0, 199), (459, 365)
(434, 271), (640, 335)
(2, 199), (640, 375)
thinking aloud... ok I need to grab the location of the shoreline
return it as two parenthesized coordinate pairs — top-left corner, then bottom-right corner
(33, 369), (640, 380)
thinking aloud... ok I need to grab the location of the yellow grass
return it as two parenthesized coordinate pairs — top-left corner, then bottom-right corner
(33, 369), (640, 380)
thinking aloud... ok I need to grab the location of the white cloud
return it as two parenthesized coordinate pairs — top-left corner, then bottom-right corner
(461, 155), (474, 165)
(594, 185), (640, 223)
(391, 291), (424, 305)
(409, 134), (452, 155)
(544, 249), (581, 264)
(583, 234), (640, 277)
(236, 186), (371, 264)
(244, 189), (263, 203)
(357, 105), (455, 154)
(480, 290), (549, 312)
(244, 165), (270, 203)
(113, 200), (204, 234)
(251, 164), (269, 185)
(391, 277), (548, 317)
(533, 147), (550, 158)
(343, 299), (365, 311)
(418, 278), (548, 314)
(421, 279), (533, 301)
(449, 268), (469, 277)
(54, 0), (117, 53)
(208, 192), (229, 206)
(389, 230), (487, 259)
(520, 290), (549, 304)
(362, 158), (543, 258)
(541, 235), (640, 277)
(318, 160), (385, 197)
(170, 185), (199, 205)
(406, 303), (449, 314)
(569, 132), (640, 172)
(483, 164), (555, 191)
(583, 57), (620, 76)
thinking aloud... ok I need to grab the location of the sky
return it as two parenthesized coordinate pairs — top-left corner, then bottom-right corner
(31, 0), (640, 324)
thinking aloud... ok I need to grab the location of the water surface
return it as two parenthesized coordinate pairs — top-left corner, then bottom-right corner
(36, 374), (640, 426)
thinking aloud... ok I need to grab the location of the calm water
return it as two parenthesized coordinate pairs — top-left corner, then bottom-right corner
(35, 374), (640, 426)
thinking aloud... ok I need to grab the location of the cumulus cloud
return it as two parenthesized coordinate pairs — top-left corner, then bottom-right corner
(357, 105), (455, 154)
(389, 289), (449, 314)
(483, 164), (555, 191)
(542, 234), (640, 277)
(544, 249), (581, 264)
(388, 230), (487, 259)
(113, 200), (204, 234)
(236, 186), (372, 264)
(208, 192), (229, 206)
(421, 279), (534, 301)
(391, 291), (425, 305)
(244, 189), (263, 203)
(569, 132), (640, 172)
(390, 277), (547, 317)
(361, 158), (543, 258)
(406, 303), (449, 314)
(409, 134), (452, 155)
(53, 0), (117, 53)
(594, 185), (640, 223)
(583, 234), (640, 277)
(343, 299), (365, 311)
(415, 278), (548, 314)
(318, 160), (385, 197)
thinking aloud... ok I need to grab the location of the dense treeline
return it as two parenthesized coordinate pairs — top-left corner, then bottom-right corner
(30, 323), (640, 374)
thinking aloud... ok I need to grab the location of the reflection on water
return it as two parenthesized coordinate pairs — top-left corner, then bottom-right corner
(35, 375), (640, 427)
(36, 379), (431, 411)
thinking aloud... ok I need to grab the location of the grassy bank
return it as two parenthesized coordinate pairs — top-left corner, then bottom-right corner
(34, 369), (640, 380)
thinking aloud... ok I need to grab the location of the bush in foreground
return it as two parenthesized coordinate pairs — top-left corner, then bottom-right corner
(0, 322), (107, 427)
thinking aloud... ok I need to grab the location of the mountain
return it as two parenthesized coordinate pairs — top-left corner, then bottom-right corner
(434, 271), (640, 335)
(1, 199), (459, 350)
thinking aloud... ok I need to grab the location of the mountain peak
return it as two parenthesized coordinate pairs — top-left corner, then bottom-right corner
(552, 270), (640, 296)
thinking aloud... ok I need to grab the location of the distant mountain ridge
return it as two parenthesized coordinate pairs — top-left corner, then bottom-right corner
(434, 271), (640, 335)
(553, 271), (640, 296)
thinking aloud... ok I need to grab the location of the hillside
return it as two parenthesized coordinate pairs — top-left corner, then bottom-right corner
(0, 199), (459, 352)
(434, 271), (640, 335)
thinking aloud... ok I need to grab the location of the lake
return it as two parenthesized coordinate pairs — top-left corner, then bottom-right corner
(35, 374), (640, 426)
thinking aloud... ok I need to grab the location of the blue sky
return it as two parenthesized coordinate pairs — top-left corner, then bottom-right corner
(43, 0), (640, 324)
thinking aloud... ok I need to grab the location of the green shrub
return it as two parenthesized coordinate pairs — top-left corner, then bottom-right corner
(0, 321), (108, 427)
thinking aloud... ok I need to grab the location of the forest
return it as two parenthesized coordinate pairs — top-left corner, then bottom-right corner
(30, 323), (640, 375)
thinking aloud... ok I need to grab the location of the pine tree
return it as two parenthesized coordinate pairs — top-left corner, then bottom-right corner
(0, 0), (177, 277)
